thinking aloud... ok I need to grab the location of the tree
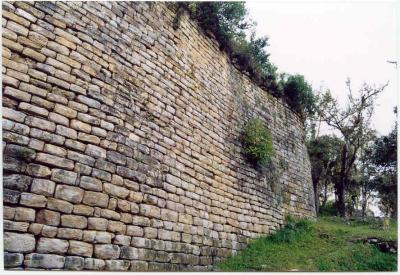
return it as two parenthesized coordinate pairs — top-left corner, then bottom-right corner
(307, 135), (343, 213)
(367, 125), (397, 217)
(317, 79), (388, 216)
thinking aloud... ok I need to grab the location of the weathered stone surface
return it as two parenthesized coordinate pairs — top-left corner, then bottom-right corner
(55, 185), (84, 203)
(114, 235), (131, 246)
(4, 232), (35, 253)
(94, 244), (121, 260)
(36, 153), (74, 170)
(4, 220), (29, 232)
(140, 204), (161, 219)
(36, 209), (60, 226)
(37, 237), (69, 254)
(73, 204), (94, 216)
(84, 258), (106, 270)
(24, 253), (65, 269)
(4, 253), (24, 268)
(82, 191), (109, 207)
(31, 179), (55, 196)
(61, 215), (87, 229)
(57, 228), (83, 240)
(79, 176), (102, 191)
(14, 207), (35, 222)
(107, 220), (126, 235)
(20, 193), (47, 208)
(68, 240), (93, 257)
(64, 256), (84, 270)
(88, 217), (108, 231)
(41, 225), (58, 238)
(104, 183), (129, 199)
(51, 169), (78, 185)
(127, 226), (144, 237)
(47, 198), (73, 213)
(120, 246), (138, 260)
(3, 174), (32, 191)
(85, 144), (106, 158)
(105, 259), (131, 271)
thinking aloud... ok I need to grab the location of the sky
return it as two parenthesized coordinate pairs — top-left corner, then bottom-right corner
(247, 0), (399, 136)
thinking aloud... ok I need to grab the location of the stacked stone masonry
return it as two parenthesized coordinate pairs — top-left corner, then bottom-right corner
(2, 1), (315, 271)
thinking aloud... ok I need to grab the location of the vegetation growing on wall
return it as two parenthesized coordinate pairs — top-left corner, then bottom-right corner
(172, 2), (316, 120)
(243, 118), (274, 167)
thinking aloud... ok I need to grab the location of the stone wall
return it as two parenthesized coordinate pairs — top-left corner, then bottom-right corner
(2, 1), (315, 271)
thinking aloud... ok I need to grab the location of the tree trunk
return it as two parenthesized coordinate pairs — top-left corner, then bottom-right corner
(313, 179), (320, 214)
(361, 186), (367, 218)
(321, 179), (328, 207)
(335, 145), (347, 217)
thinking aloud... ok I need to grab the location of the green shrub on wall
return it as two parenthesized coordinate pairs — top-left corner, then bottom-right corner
(243, 118), (274, 167)
(282, 74), (316, 119)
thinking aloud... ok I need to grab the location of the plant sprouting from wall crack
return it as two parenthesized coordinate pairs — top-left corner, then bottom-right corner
(243, 117), (274, 167)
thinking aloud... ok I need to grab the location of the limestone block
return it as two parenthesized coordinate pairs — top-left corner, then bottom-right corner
(85, 144), (106, 158)
(24, 253), (65, 269)
(108, 220), (127, 235)
(88, 217), (108, 231)
(3, 174), (32, 191)
(126, 225), (144, 237)
(36, 153), (74, 170)
(37, 237), (69, 254)
(79, 176), (102, 191)
(14, 207), (35, 222)
(36, 209), (60, 226)
(84, 258), (106, 270)
(139, 204), (160, 219)
(57, 228), (83, 240)
(105, 260), (130, 271)
(94, 244), (120, 260)
(51, 169), (77, 185)
(4, 220), (29, 232)
(68, 240), (93, 257)
(4, 232), (35, 252)
(104, 183), (129, 199)
(47, 198), (74, 213)
(4, 253), (24, 268)
(73, 204), (94, 216)
(55, 185), (84, 203)
(113, 235), (131, 246)
(20, 193), (47, 208)
(61, 215), (87, 229)
(64, 256), (84, 270)
(31, 179), (55, 196)
(82, 191), (109, 207)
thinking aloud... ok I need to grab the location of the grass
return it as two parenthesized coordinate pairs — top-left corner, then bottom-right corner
(217, 216), (397, 272)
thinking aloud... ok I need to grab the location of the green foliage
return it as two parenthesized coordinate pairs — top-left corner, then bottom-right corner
(366, 125), (397, 217)
(282, 74), (316, 119)
(269, 217), (311, 243)
(243, 118), (274, 167)
(217, 217), (397, 271)
(315, 244), (397, 271)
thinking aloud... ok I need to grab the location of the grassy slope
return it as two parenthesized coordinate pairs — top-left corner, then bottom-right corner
(217, 217), (397, 272)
